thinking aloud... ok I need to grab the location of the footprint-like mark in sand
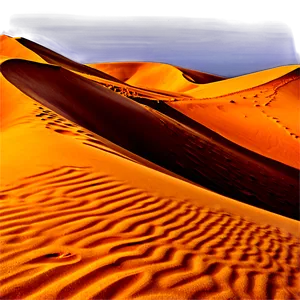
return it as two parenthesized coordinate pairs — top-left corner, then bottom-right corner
(0, 166), (299, 300)
(32, 104), (137, 162)
(260, 110), (300, 139)
(245, 74), (300, 140)
(53, 129), (77, 136)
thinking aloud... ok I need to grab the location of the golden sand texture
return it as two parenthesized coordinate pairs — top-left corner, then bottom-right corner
(169, 69), (300, 169)
(1, 35), (299, 299)
(1, 166), (299, 300)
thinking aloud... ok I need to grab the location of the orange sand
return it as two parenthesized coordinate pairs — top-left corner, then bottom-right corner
(169, 68), (300, 169)
(0, 35), (299, 300)
(89, 62), (224, 93)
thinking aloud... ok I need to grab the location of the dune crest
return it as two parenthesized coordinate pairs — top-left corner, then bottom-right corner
(2, 58), (299, 219)
(169, 68), (300, 168)
(185, 65), (300, 98)
(1, 35), (124, 86)
(1, 35), (299, 300)
(0, 35), (44, 63)
(89, 61), (225, 93)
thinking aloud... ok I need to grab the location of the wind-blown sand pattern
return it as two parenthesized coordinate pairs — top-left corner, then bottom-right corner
(1, 167), (299, 300)
(1, 35), (300, 299)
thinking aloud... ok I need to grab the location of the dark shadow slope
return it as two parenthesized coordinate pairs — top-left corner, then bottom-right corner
(1, 59), (299, 219)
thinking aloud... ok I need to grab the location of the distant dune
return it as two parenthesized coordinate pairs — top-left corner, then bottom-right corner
(1, 35), (299, 300)
(185, 65), (299, 98)
(89, 62), (225, 93)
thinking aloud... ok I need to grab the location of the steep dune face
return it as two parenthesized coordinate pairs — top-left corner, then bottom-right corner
(1, 64), (299, 299)
(125, 63), (197, 93)
(170, 69), (300, 169)
(177, 66), (225, 84)
(1, 35), (300, 300)
(15, 37), (123, 83)
(0, 59), (170, 155)
(90, 61), (224, 93)
(89, 62), (146, 82)
(1, 59), (299, 219)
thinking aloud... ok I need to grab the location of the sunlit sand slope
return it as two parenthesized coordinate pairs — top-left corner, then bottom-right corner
(0, 35), (44, 63)
(1, 78), (299, 299)
(1, 59), (299, 219)
(169, 68), (300, 168)
(1, 166), (299, 300)
(1, 35), (120, 85)
(185, 65), (299, 98)
(89, 62), (225, 93)
(0, 69), (193, 185)
(1, 35), (299, 300)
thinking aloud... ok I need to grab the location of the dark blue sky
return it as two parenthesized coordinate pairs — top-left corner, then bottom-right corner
(7, 15), (299, 77)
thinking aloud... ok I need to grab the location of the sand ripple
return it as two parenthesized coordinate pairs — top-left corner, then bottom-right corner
(1, 166), (299, 299)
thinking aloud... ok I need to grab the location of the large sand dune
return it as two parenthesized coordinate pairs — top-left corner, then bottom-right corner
(87, 51), (300, 170)
(169, 68), (300, 169)
(2, 58), (299, 219)
(0, 35), (299, 299)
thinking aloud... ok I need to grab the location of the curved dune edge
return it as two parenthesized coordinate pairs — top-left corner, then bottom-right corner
(88, 62), (299, 99)
(1, 34), (300, 299)
(1, 92), (299, 299)
(0, 70), (196, 187)
(1, 58), (299, 219)
(75, 70), (193, 102)
(0, 34), (123, 82)
(0, 35), (45, 63)
(1, 35), (186, 101)
(169, 69), (300, 169)
(88, 61), (225, 93)
(1, 75), (299, 298)
(1, 67), (297, 232)
(81, 69), (300, 169)
(185, 64), (300, 98)
(1, 35), (192, 101)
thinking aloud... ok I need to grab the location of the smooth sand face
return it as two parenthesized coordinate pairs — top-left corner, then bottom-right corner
(89, 62), (225, 93)
(0, 35), (45, 63)
(1, 35), (299, 300)
(169, 69), (300, 169)
(95, 59), (299, 169)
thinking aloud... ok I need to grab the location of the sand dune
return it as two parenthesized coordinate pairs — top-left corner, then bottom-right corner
(90, 62), (224, 93)
(0, 35), (45, 63)
(169, 68), (300, 169)
(2, 58), (299, 219)
(1, 166), (299, 300)
(1, 35), (123, 85)
(1, 86), (299, 300)
(1, 34), (300, 299)
(87, 51), (300, 169)
(184, 65), (299, 98)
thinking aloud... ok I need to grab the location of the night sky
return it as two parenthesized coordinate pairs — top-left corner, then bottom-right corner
(4, 8), (299, 77)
